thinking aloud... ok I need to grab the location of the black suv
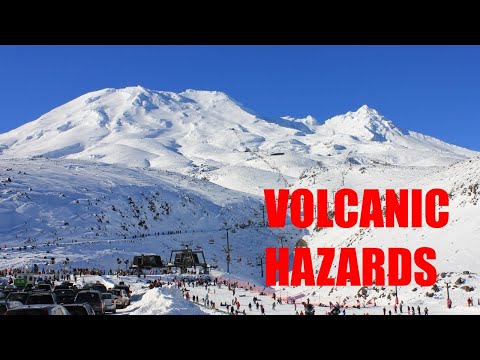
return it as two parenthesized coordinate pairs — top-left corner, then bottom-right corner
(25, 292), (58, 305)
(53, 289), (76, 304)
(74, 290), (104, 315)
(82, 283), (108, 294)
(6, 292), (29, 304)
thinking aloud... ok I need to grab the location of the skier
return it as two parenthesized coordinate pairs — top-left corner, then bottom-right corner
(261, 305), (265, 315)
(394, 304), (397, 314)
(399, 302), (403, 314)
(388, 310), (392, 315)
(383, 307), (386, 315)
(272, 302), (276, 310)
(248, 303), (252, 311)
(417, 305), (421, 315)
(407, 306), (410, 315)
(424, 307), (428, 315)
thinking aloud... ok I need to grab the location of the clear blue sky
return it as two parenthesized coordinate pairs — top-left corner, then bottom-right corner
(1, 45), (479, 150)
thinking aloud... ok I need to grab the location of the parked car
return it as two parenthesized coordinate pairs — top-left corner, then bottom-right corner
(101, 293), (116, 313)
(25, 292), (58, 305)
(35, 283), (53, 292)
(53, 289), (76, 304)
(5, 304), (70, 315)
(114, 282), (131, 297)
(74, 290), (104, 315)
(62, 303), (95, 315)
(82, 282), (108, 294)
(0, 300), (23, 315)
(6, 292), (29, 305)
(109, 288), (130, 308)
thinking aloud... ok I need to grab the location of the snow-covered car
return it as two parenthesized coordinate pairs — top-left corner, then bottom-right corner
(101, 293), (116, 313)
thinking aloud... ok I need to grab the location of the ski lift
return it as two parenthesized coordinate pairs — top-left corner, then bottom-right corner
(169, 245), (208, 274)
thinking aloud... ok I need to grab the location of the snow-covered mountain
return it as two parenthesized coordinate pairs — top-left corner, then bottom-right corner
(1, 86), (479, 312)
(0, 86), (476, 195)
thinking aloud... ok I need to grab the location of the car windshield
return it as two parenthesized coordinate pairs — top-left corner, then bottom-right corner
(7, 308), (50, 315)
(55, 290), (74, 296)
(75, 293), (100, 303)
(64, 306), (87, 315)
(26, 294), (54, 304)
(8, 293), (28, 301)
(101, 294), (111, 299)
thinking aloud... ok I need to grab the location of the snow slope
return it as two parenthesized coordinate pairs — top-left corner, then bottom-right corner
(0, 87), (477, 197)
(282, 157), (480, 307)
(0, 158), (303, 279)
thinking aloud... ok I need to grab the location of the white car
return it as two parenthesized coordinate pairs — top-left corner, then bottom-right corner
(101, 293), (116, 313)
(109, 289), (130, 308)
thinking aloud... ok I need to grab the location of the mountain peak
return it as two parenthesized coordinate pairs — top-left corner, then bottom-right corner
(322, 105), (404, 142)
(355, 104), (379, 115)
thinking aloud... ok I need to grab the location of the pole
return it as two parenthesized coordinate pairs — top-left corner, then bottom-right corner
(226, 230), (230, 273)
(395, 285), (398, 305)
(223, 230), (232, 274)
(446, 282), (451, 309)
(262, 204), (266, 227)
(260, 256), (263, 278)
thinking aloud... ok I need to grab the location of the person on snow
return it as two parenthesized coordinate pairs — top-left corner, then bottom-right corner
(383, 307), (386, 315)
(248, 303), (252, 311)
(417, 305), (421, 315)
(424, 307), (428, 315)
(272, 302), (276, 310)
(394, 304), (397, 314)
(261, 305), (265, 315)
